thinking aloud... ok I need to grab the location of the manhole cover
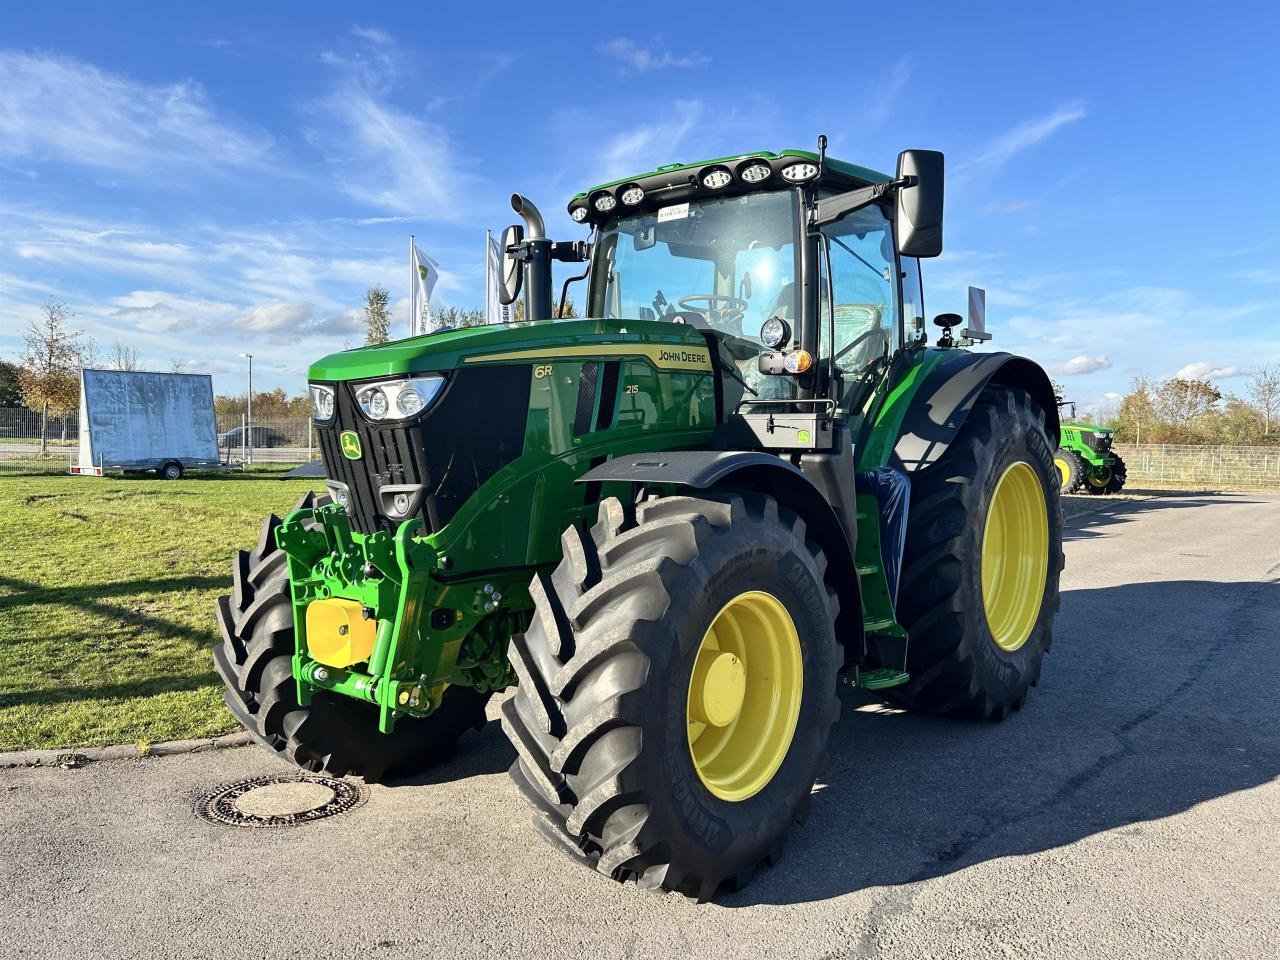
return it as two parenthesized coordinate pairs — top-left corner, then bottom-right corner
(195, 774), (366, 828)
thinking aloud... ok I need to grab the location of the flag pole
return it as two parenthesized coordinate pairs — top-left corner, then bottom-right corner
(484, 229), (491, 325)
(409, 234), (415, 337)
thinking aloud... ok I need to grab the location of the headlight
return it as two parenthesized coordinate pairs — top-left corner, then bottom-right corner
(701, 167), (732, 190)
(309, 384), (335, 421)
(780, 162), (819, 182)
(760, 316), (791, 350)
(354, 374), (446, 422)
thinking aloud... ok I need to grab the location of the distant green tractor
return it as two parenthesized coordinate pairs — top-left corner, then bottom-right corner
(215, 142), (1064, 899)
(1052, 388), (1126, 494)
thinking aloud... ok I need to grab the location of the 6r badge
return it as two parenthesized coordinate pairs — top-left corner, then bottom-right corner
(340, 431), (362, 460)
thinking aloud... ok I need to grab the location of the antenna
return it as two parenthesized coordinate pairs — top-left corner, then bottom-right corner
(817, 134), (828, 178)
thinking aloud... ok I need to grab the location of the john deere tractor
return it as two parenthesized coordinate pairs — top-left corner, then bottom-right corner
(1052, 388), (1126, 494)
(215, 143), (1064, 900)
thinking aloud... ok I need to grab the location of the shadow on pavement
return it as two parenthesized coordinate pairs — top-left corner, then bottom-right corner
(726, 577), (1279, 906)
(1063, 491), (1265, 542)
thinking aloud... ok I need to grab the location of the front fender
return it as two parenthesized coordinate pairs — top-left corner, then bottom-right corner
(892, 352), (1059, 472)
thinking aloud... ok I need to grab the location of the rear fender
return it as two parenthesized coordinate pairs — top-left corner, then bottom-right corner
(892, 352), (1060, 472)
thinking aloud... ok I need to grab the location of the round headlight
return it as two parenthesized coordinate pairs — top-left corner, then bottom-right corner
(701, 167), (732, 190)
(739, 161), (772, 184)
(620, 185), (644, 205)
(358, 386), (389, 420)
(780, 162), (820, 182)
(395, 384), (425, 416)
(760, 316), (791, 350)
(593, 193), (617, 212)
(310, 385), (335, 421)
(570, 205), (589, 223)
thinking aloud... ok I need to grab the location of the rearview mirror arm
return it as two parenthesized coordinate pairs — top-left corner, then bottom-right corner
(809, 176), (917, 229)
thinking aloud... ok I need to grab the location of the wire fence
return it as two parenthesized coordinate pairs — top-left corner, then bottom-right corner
(1112, 443), (1280, 491)
(0, 407), (318, 476)
(3, 405), (1280, 490)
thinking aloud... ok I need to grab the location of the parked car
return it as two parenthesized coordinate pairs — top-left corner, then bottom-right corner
(218, 425), (285, 449)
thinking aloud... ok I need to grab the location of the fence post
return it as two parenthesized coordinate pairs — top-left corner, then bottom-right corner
(241, 413), (247, 471)
(307, 418), (313, 462)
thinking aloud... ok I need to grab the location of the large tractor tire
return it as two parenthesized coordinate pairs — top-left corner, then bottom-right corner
(213, 492), (490, 781)
(1084, 455), (1127, 495)
(1053, 447), (1083, 494)
(889, 385), (1063, 720)
(501, 492), (841, 901)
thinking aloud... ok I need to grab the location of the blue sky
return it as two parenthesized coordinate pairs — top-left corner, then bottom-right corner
(2, 1), (1277, 410)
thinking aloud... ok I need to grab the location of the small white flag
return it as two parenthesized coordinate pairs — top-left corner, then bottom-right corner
(409, 238), (440, 336)
(486, 230), (509, 325)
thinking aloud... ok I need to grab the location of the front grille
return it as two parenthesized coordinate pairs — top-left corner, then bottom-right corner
(316, 368), (531, 535)
(1077, 429), (1111, 454)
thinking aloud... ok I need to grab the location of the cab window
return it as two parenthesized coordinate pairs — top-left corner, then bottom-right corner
(820, 204), (896, 378)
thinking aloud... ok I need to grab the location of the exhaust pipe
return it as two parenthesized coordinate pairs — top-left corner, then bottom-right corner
(510, 194), (552, 320)
(511, 194), (546, 240)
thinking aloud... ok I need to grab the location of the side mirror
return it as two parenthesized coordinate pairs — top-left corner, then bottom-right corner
(498, 224), (524, 306)
(895, 149), (944, 258)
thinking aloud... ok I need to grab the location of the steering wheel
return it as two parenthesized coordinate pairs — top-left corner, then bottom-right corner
(677, 294), (748, 329)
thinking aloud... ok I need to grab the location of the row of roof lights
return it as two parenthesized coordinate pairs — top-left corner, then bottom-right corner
(571, 157), (821, 222)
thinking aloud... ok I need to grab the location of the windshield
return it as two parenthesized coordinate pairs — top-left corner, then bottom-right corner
(591, 191), (798, 337)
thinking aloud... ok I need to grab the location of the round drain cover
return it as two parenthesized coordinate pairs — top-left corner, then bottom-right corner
(195, 774), (366, 828)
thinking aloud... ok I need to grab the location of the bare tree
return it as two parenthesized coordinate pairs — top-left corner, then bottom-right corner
(169, 358), (187, 373)
(363, 286), (392, 345)
(108, 340), (143, 371)
(17, 299), (88, 455)
(1247, 362), (1280, 438)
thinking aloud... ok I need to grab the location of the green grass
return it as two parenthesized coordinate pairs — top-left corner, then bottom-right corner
(0, 472), (324, 751)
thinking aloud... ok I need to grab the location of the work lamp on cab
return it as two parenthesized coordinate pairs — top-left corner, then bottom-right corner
(738, 160), (773, 184)
(569, 204), (589, 223)
(620, 185), (645, 205)
(780, 161), (820, 182)
(701, 167), (733, 190)
(760, 316), (791, 350)
(592, 192), (617, 213)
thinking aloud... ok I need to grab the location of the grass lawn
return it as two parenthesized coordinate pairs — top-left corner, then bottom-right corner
(0, 471), (324, 751)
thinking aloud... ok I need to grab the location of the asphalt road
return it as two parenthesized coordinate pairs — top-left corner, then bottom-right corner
(3, 492), (1278, 959)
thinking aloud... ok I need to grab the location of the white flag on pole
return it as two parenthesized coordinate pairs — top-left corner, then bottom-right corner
(409, 238), (440, 336)
(486, 230), (508, 325)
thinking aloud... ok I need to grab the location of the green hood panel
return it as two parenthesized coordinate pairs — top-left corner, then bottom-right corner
(308, 318), (713, 382)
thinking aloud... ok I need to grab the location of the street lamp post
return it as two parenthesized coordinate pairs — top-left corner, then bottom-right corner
(239, 352), (253, 467)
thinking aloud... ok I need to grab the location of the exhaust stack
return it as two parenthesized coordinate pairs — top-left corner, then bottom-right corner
(511, 194), (552, 321)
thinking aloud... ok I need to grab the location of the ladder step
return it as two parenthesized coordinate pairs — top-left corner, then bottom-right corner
(859, 668), (910, 690)
(856, 563), (880, 576)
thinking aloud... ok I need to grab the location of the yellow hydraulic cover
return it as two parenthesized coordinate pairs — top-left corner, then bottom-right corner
(306, 598), (377, 667)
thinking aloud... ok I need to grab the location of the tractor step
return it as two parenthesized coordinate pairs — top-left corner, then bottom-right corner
(857, 668), (911, 690)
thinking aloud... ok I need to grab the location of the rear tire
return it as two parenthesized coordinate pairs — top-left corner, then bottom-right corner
(888, 385), (1063, 720)
(501, 492), (841, 900)
(213, 492), (490, 781)
(158, 461), (184, 480)
(1053, 448), (1083, 494)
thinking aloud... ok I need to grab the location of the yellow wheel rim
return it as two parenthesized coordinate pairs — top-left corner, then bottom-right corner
(1087, 466), (1111, 487)
(1054, 457), (1070, 486)
(686, 591), (803, 802)
(981, 461), (1049, 653)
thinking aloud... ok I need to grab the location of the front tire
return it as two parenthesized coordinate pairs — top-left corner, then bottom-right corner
(501, 492), (840, 900)
(212, 492), (490, 781)
(889, 386), (1064, 719)
(1053, 448), (1083, 494)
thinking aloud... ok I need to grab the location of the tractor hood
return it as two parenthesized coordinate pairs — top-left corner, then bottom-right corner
(308, 318), (714, 382)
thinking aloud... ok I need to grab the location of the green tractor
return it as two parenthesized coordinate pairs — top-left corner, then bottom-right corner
(1052, 387), (1126, 494)
(214, 143), (1064, 900)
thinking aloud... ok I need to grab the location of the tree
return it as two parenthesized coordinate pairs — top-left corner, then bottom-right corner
(0, 360), (22, 407)
(433, 304), (486, 329)
(17, 299), (87, 455)
(108, 340), (142, 371)
(1111, 378), (1157, 444)
(363, 286), (392, 345)
(1247, 362), (1280, 439)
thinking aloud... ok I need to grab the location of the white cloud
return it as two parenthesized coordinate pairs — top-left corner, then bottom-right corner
(1174, 361), (1244, 381)
(0, 50), (272, 176)
(1051, 354), (1112, 375)
(959, 101), (1087, 174)
(1232, 267), (1280, 284)
(600, 38), (709, 74)
(595, 101), (704, 181)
